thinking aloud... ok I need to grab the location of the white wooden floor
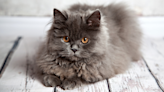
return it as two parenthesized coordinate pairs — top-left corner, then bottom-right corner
(0, 17), (164, 92)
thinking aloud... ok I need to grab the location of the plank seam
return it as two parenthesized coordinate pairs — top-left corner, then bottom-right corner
(106, 79), (111, 92)
(54, 87), (56, 92)
(25, 54), (29, 92)
(0, 37), (22, 78)
(142, 57), (164, 92)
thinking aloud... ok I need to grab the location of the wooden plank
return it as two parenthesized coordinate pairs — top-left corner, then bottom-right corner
(109, 59), (162, 92)
(5, 36), (164, 92)
(0, 37), (27, 92)
(142, 37), (164, 91)
(0, 37), (16, 72)
(56, 80), (109, 92)
(22, 37), (54, 92)
(0, 37), (53, 92)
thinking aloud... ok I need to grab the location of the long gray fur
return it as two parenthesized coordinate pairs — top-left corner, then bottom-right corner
(36, 3), (142, 90)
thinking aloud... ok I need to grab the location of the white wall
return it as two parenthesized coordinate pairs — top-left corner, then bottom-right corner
(0, 0), (164, 16)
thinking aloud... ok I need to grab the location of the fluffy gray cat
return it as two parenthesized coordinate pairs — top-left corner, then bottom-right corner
(36, 3), (142, 90)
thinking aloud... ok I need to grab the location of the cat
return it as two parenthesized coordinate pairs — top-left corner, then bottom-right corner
(36, 3), (142, 90)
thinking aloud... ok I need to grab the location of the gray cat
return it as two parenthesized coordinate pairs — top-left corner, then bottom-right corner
(36, 3), (142, 90)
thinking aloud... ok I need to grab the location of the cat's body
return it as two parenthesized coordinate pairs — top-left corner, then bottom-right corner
(36, 3), (142, 90)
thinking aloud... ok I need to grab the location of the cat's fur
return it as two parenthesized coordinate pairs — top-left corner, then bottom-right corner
(36, 3), (142, 90)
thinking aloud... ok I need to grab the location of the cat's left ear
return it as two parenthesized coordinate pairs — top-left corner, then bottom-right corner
(87, 10), (101, 27)
(53, 9), (67, 22)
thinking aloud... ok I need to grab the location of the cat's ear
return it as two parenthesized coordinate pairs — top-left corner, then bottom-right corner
(53, 9), (67, 22)
(87, 10), (101, 27)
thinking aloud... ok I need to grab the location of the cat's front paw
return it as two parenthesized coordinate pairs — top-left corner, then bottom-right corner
(60, 79), (76, 90)
(80, 66), (102, 83)
(82, 73), (99, 83)
(43, 75), (61, 87)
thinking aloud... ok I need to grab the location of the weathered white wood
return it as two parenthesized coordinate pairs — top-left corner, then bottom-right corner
(0, 37), (27, 92)
(0, 37), (16, 70)
(1, 36), (164, 92)
(56, 80), (109, 92)
(22, 37), (53, 92)
(0, 37), (53, 92)
(142, 37), (164, 91)
(109, 59), (162, 92)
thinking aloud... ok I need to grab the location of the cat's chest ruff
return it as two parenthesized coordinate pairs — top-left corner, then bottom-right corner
(52, 58), (86, 80)
(55, 58), (85, 70)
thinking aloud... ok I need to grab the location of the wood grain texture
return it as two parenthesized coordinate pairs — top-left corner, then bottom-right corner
(109, 59), (162, 92)
(0, 37), (53, 92)
(0, 37), (16, 71)
(142, 37), (164, 91)
(56, 80), (109, 92)
(1, 36), (164, 92)
(23, 37), (54, 92)
(0, 37), (27, 92)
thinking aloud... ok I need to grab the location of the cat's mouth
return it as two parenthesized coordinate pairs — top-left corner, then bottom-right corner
(59, 54), (80, 61)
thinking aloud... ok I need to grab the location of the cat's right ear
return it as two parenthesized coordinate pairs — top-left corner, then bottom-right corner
(87, 10), (101, 27)
(53, 9), (67, 22)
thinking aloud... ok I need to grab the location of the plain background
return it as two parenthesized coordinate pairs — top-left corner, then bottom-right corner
(0, 0), (164, 16)
(0, 0), (164, 38)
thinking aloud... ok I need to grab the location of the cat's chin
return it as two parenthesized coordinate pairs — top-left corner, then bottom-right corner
(67, 55), (81, 61)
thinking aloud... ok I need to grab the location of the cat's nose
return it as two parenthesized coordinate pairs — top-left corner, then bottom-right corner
(71, 49), (78, 53)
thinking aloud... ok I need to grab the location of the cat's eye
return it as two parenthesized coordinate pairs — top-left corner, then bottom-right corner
(63, 36), (70, 42)
(81, 37), (89, 44)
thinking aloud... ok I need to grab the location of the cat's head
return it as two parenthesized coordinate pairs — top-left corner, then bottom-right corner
(47, 9), (109, 61)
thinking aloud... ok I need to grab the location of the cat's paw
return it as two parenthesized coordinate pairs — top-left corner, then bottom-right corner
(81, 67), (102, 83)
(60, 79), (76, 90)
(82, 74), (99, 83)
(43, 75), (61, 87)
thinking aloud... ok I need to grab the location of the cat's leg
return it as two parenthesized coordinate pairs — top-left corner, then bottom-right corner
(43, 74), (61, 87)
(60, 77), (82, 90)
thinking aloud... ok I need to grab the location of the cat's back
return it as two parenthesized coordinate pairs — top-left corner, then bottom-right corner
(68, 3), (139, 33)
(68, 3), (132, 20)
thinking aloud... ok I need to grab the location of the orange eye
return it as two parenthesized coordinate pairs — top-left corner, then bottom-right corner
(81, 37), (89, 44)
(63, 36), (70, 42)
